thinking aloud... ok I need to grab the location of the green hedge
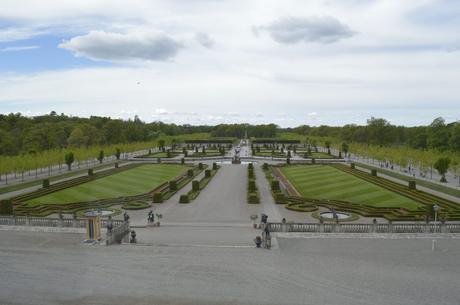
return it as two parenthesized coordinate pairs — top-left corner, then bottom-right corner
(248, 192), (260, 204)
(0, 200), (13, 215)
(192, 180), (200, 192)
(152, 192), (163, 203)
(42, 179), (50, 188)
(179, 194), (190, 203)
(169, 180), (177, 191)
(271, 180), (280, 191)
(122, 201), (151, 210)
(180, 165), (219, 203)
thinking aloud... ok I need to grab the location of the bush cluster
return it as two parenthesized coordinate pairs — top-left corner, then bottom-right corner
(247, 163), (260, 204)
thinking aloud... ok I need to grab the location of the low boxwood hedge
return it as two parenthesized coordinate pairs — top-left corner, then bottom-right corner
(179, 194), (190, 203)
(152, 192), (163, 203)
(122, 201), (151, 210)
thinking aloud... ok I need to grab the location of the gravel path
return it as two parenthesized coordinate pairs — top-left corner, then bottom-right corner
(1, 230), (459, 305)
(162, 164), (260, 224)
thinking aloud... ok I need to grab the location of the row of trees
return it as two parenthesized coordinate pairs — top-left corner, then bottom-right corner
(290, 117), (460, 152)
(0, 112), (214, 156)
(210, 124), (277, 138)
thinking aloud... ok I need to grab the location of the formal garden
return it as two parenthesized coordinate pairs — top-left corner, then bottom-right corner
(263, 163), (460, 221)
(4, 163), (204, 216)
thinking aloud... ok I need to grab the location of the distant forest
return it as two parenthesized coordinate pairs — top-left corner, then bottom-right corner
(0, 112), (459, 156)
(288, 117), (460, 152)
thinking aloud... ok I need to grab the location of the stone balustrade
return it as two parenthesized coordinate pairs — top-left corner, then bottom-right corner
(266, 222), (460, 234)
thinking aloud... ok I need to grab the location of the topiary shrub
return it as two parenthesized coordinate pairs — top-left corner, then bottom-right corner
(115, 162), (119, 168)
(205, 169), (211, 177)
(181, 158), (185, 165)
(248, 163), (254, 170)
(192, 180), (200, 192)
(0, 200), (13, 215)
(153, 192), (163, 203)
(286, 157), (291, 165)
(248, 180), (256, 191)
(198, 163), (203, 170)
(371, 169), (377, 177)
(271, 180), (280, 191)
(42, 179), (50, 188)
(338, 151), (342, 158)
(213, 163), (218, 170)
(169, 180), (177, 191)
(311, 158), (316, 164)
(157, 157), (161, 164)
(179, 194), (190, 203)
(350, 163), (355, 169)
(248, 167), (254, 178)
(187, 169), (194, 177)
(408, 180), (416, 190)
(248, 193), (259, 204)
(274, 192), (286, 204)
(88, 168), (94, 176)
(263, 163), (268, 170)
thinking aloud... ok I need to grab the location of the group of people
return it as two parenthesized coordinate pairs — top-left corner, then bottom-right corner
(148, 210), (155, 223)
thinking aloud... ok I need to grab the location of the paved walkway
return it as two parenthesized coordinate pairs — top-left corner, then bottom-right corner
(1, 230), (459, 305)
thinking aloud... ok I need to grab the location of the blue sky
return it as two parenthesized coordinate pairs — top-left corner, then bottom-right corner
(0, 0), (459, 127)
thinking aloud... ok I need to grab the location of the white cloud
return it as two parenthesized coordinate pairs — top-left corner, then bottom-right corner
(0, 27), (45, 42)
(258, 16), (355, 44)
(1, 1), (460, 126)
(59, 30), (183, 62)
(0, 45), (39, 52)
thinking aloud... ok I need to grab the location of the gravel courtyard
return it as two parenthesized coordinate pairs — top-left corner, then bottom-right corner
(0, 230), (459, 305)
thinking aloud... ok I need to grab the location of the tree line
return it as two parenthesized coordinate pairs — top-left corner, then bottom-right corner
(0, 113), (280, 156)
(288, 117), (460, 152)
(0, 112), (215, 156)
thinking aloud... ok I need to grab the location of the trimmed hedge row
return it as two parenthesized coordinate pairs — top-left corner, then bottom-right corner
(261, 163), (287, 204)
(122, 200), (152, 210)
(179, 163), (220, 203)
(247, 163), (260, 204)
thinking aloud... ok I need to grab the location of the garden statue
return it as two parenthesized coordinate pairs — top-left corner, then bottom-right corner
(123, 211), (130, 222)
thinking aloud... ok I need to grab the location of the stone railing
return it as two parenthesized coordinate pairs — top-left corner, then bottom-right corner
(266, 222), (460, 234)
(0, 216), (123, 229)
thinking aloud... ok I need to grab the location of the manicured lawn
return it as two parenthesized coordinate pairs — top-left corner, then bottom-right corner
(26, 164), (188, 205)
(281, 165), (423, 210)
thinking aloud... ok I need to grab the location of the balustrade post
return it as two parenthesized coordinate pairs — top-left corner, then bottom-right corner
(424, 223), (430, 234)
(25, 216), (30, 226)
(388, 221), (393, 233)
(319, 223), (324, 233)
(441, 223), (447, 233)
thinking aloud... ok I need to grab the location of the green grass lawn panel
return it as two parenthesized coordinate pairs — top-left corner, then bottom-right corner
(281, 165), (423, 210)
(26, 164), (187, 205)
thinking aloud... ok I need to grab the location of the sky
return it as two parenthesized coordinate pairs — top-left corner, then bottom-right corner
(0, 0), (459, 127)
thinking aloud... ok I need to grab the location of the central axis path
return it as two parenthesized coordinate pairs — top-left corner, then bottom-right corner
(164, 164), (261, 224)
